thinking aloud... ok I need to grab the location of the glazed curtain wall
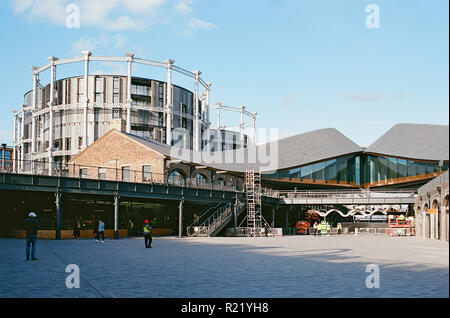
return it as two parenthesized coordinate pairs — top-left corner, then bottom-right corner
(263, 154), (448, 187)
(264, 155), (360, 185)
(361, 154), (447, 186)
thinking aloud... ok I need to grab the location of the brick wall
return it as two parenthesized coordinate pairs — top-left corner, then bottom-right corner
(69, 130), (166, 183)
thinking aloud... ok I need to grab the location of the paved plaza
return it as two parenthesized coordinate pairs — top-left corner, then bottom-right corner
(0, 235), (448, 298)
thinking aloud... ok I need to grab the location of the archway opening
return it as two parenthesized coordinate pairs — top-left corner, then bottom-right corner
(168, 170), (186, 187)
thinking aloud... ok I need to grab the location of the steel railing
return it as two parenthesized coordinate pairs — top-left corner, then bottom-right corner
(265, 189), (417, 199)
(187, 199), (246, 237)
(2, 158), (244, 193)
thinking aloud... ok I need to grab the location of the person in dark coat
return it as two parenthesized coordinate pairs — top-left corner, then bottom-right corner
(73, 217), (81, 240)
(24, 212), (40, 261)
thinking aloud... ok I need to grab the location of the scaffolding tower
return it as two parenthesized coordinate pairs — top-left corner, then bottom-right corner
(246, 170), (263, 236)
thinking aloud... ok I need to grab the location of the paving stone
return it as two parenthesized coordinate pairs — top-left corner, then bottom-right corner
(0, 235), (447, 298)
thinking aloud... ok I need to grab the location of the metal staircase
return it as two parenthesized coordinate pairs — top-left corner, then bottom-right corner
(187, 199), (246, 237)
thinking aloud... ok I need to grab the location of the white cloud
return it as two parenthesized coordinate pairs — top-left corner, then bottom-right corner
(10, 0), (34, 13)
(185, 17), (216, 34)
(10, 0), (216, 34)
(10, 0), (166, 31)
(123, 0), (165, 13)
(175, 1), (193, 15)
(72, 33), (127, 54)
(10, 0), (67, 24)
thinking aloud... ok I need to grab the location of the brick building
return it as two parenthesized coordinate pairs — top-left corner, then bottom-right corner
(68, 128), (243, 189)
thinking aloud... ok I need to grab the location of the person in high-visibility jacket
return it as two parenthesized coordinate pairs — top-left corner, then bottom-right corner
(317, 223), (322, 236)
(143, 219), (153, 248)
(337, 223), (343, 235)
(313, 222), (318, 236)
(321, 222), (328, 235)
(326, 223), (331, 235)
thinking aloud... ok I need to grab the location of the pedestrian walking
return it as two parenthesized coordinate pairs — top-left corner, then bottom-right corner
(24, 212), (40, 261)
(73, 217), (81, 240)
(143, 219), (152, 248)
(313, 222), (318, 236)
(337, 223), (342, 235)
(317, 222), (322, 236)
(127, 219), (135, 237)
(264, 222), (270, 237)
(96, 219), (105, 242)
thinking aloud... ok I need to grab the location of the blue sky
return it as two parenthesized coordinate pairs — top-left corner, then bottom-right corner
(0, 0), (448, 147)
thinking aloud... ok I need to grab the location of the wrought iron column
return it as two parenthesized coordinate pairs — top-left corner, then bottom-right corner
(55, 190), (61, 240)
(114, 193), (120, 239)
(179, 199), (184, 238)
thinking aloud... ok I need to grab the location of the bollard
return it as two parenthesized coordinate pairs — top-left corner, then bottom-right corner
(354, 228), (359, 236)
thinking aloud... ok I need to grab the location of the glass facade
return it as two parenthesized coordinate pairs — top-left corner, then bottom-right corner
(264, 155), (361, 185)
(264, 153), (448, 188)
(361, 154), (445, 186)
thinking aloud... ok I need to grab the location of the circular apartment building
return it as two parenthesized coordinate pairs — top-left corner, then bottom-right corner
(13, 52), (253, 173)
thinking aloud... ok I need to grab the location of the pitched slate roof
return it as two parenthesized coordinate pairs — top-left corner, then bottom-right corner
(364, 124), (449, 161)
(123, 128), (363, 173)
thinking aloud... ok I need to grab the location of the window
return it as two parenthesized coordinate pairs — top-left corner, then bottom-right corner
(78, 137), (83, 149)
(79, 168), (87, 179)
(215, 178), (226, 187)
(65, 138), (71, 151)
(122, 166), (131, 182)
(54, 139), (61, 151)
(194, 174), (207, 185)
(98, 168), (107, 180)
(77, 78), (84, 103)
(142, 165), (151, 182)
(95, 77), (103, 103)
(168, 170), (185, 186)
(113, 77), (120, 103)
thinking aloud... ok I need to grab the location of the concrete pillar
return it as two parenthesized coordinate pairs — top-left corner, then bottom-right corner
(178, 200), (184, 238)
(193, 71), (202, 152)
(251, 112), (257, 145)
(31, 67), (39, 154)
(204, 83), (211, 141)
(441, 199), (448, 241)
(430, 211), (435, 239)
(48, 56), (58, 175)
(165, 60), (175, 146)
(216, 103), (221, 130)
(82, 51), (91, 149)
(423, 212), (427, 239)
(240, 106), (245, 144)
(114, 194), (120, 239)
(20, 111), (24, 171)
(126, 52), (134, 134)
(55, 191), (62, 240)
